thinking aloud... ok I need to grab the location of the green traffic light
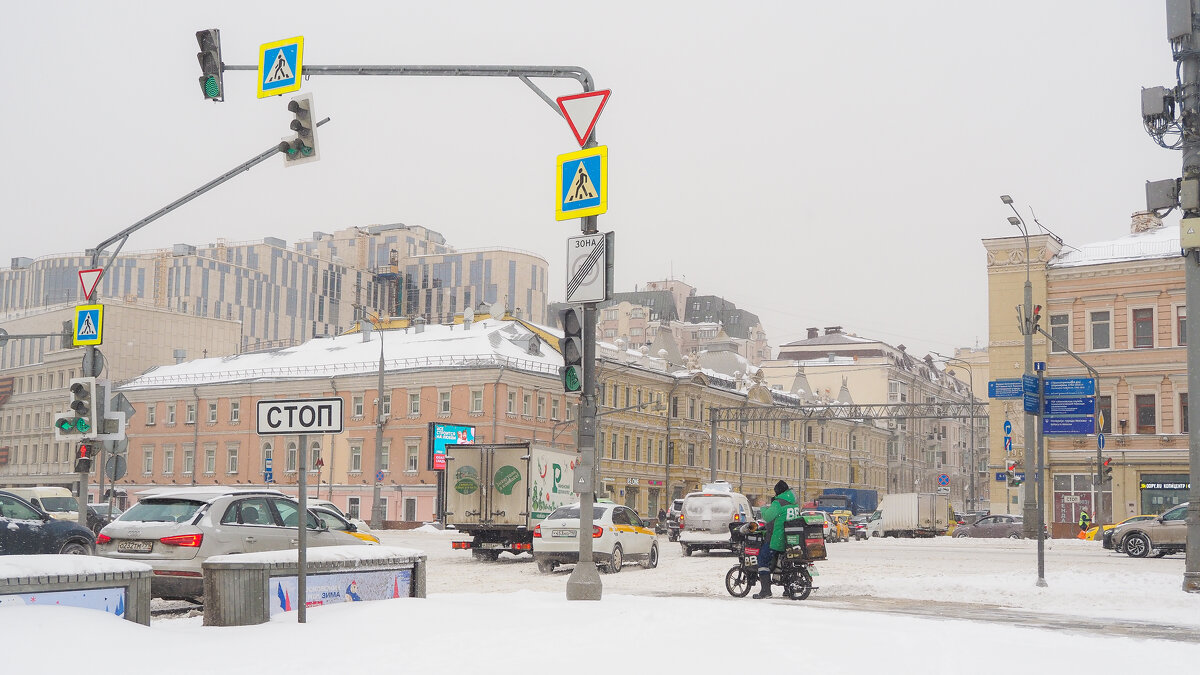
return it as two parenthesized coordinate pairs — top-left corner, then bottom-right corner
(203, 75), (220, 98)
(562, 365), (582, 393)
(55, 418), (73, 432)
(75, 418), (91, 433)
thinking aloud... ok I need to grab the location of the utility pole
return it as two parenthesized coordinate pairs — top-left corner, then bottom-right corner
(372, 335), (387, 529)
(1003, 195), (1039, 539)
(1142, 0), (1200, 592)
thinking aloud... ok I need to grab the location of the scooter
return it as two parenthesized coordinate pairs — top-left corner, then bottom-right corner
(723, 520), (822, 601)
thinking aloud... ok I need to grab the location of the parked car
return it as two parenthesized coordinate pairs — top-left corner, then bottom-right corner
(952, 514), (1025, 539)
(850, 515), (870, 540)
(95, 487), (373, 600)
(5, 486), (79, 522)
(665, 498), (684, 542)
(1110, 502), (1188, 558)
(309, 506), (380, 545)
(0, 490), (95, 556)
(865, 509), (885, 538)
(86, 502), (124, 534)
(305, 497), (371, 532)
(1085, 514), (1155, 542)
(532, 503), (659, 573)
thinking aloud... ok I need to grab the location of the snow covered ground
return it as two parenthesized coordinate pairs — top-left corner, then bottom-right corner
(2, 532), (1198, 674)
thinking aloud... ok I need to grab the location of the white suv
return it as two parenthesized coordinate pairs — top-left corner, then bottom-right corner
(96, 487), (371, 600)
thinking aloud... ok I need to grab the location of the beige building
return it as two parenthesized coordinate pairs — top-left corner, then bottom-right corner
(984, 212), (1189, 536)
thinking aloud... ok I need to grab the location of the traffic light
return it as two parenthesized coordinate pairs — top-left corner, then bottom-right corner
(1102, 456), (1114, 483)
(55, 377), (98, 440)
(1006, 460), (1022, 487)
(1031, 304), (1043, 334)
(559, 307), (585, 393)
(195, 29), (224, 102)
(279, 93), (319, 166)
(75, 442), (96, 474)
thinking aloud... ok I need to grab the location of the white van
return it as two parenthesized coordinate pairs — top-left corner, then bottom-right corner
(678, 482), (754, 556)
(7, 486), (79, 521)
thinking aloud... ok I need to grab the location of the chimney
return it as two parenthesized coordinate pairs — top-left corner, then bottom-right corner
(362, 323), (373, 343)
(415, 316), (426, 334)
(1130, 210), (1164, 234)
(806, 327), (819, 339)
(173, 348), (187, 364)
(464, 307), (474, 331)
(823, 326), (842, 335)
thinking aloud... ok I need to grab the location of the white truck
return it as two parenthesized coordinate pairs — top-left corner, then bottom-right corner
(444, 443), (577, 560)
(879, 492), (950, 537)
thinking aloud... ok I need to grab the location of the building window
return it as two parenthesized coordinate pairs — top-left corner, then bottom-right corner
(230, 401), (240, 423)
(1089, 311), (1110, 350)
(286, 442), (298, 471)
(382, 394), (392, 416)
(186, 403), (196, 424)
(164, 446), (175, 475)
(523, 393), (532, 416)
(1136, 394), (1156, 434)
(183, 445), (195, 476)
(350, 442), (363, 472)
(310, 442), (322, 471)
(227, 444), (239, 473)
(507, 391), (516, 414)
(1133, 308), (1154, 348)
(623, 436), (630, 460)
(347, 497), (361, 520)
(146, 404), (156, 426)
(1049, 313), (1069, 352)
(471, 389), (483, 413)
(439, 391), (451, 414)
(1178, 306), (1187, 346)
(379, 442), (389, 472)
(1181, 393), (1189, 434)
(551, 398), (560, 421)
(262, 442), (272, 474)
(688, 398), (696, 420)
(353, 395), (364, 417)
(1098, 395), (1112, 434)
(409, 393), (420, 415)
(537, 395), (546, 419)
(142, 447), (153, 474)
(611, 434), (618, 460)
(407, 441), (419, 471)
(687, 443), (696, 466)
(167, 404), (176, 425)
(207, 403), (217, 423)
(204, 444), (216, 474)
(670, 397), (679, 418)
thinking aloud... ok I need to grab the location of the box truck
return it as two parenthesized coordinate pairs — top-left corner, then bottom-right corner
(879, 492), (950, 537)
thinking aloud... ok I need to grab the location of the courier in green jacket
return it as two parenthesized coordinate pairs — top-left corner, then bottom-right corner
(752, 480), (799, 599)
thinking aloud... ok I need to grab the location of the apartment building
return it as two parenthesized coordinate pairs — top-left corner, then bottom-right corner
(984, 212), (1189, 536)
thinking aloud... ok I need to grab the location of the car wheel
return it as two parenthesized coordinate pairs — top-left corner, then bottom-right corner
(59, 540), (90, 555)
(536, 559), (556, 574)
(1007, 533), (1021, 540)
(605, 545), (623, 573)
(641, 542), (659, 569)
(682, 544), (692, 556)
(953, 530), (969, 539)
(1124, 533), (1151, 558)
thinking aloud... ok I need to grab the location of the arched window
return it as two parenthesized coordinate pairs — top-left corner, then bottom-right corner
(310, 442), (321, 471)
(286, 441), (298, 472)
(262, 442), (273, 471)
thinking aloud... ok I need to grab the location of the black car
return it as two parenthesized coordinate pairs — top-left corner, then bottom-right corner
(0, 490), (96, 555)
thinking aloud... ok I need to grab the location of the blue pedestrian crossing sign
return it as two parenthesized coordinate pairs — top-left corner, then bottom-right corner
(556, 145), (608, 221)
(74, 304), (103, 346)
(258, 36), (304, 98)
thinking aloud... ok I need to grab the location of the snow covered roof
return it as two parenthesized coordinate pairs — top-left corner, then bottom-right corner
(779, 332), (877, 348)
(1050, 223), (1180, 268)
(119, 319), (562, 390)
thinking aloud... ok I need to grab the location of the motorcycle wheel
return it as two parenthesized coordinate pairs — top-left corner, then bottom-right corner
(725, 566), (754, 597)
(785, 567), (813, 601)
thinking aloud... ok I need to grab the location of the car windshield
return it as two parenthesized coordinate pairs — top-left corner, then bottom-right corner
(122, 498), (205, 523)
(38, 497), (78, 513)
(548, 505), (609, 520)
(316, 502), (347, 518)
(314, 509), (350, 530)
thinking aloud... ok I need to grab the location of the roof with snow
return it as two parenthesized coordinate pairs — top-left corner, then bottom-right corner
(119, 319), (562, 390)
(779, 331), (878, 348)
(1050, 223), (1180, 268)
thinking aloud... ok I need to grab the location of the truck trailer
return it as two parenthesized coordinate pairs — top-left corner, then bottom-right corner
(445, 443), (577, 560)
(813, 488), (878, 515)
(879, 492), (950, 537)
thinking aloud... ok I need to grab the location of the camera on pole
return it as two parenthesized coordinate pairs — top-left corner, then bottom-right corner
(280, 93), (320, 166)
(195, 29), (224, 102)
(559, 307), (585, 394)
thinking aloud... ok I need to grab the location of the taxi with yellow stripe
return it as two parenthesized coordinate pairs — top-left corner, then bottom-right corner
(533, 502), (659, 574)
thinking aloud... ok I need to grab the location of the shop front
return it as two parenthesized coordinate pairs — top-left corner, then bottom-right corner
(1139, 473), (1190, 515)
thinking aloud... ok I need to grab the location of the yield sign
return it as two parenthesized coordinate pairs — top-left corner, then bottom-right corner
(556, 89), (611, 148)
(79, 269), (103, 300)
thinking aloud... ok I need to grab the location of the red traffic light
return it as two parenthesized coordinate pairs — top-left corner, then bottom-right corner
(77, 443), (95, 459)
(1102, 457), (1112, 467)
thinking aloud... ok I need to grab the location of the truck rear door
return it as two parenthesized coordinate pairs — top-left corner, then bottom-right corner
(446, 444), (486, 527)
(487, 445), (529, 527)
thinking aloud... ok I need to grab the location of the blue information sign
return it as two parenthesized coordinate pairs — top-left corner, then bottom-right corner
(1043, 377), (1096, 396)
(1023, 391), (1040, 414)
(1098, 433), (1105, 450)
(1042, 416), (1096, 435)
(988, 379), (1023, 399)
(1043, 396), (1095, 416)
(995, 472), (1007, 482)
(1022, 374), (1039, 394)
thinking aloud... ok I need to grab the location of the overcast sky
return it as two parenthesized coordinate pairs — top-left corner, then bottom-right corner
(0, 2), (1181, 358)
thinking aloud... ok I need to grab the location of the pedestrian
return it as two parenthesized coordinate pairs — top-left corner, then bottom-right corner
(752, 480), (799, 599)
(1078, 509), (1091, 532)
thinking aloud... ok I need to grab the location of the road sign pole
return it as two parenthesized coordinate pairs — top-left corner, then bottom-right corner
(1036, 368), (1047, 587)
(298, 433), (307, 624)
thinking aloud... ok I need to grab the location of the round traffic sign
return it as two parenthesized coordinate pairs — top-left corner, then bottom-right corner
(376, 470), (385, 483)
(937, 473), (949, 487)
(1003, 420), (1012, 435)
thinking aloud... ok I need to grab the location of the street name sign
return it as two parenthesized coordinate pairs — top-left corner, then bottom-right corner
(74, 304), (103, 346)
(258, 36), (304, 98)
(988, 379), (1022, 399)
(256, 397), (343, 435)
(556, 89), (611, 148)
(556, 145), (608, 220)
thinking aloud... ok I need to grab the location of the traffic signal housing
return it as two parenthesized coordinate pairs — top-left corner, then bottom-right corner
(1102, 457), (1114, 483)
(1006, 460), (1022, 487)
(75, 442), (96, 474)
(195, 29), (224, 102)
(559, 307), (585, 394)
(1031, 304), (1043, 334)
(55, 377), (98, 440)
(280, 93), (319, 166)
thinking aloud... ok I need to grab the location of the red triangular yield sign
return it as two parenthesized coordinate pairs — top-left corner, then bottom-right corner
(79, 269), (102, 301)
(557, 89), (611, 148)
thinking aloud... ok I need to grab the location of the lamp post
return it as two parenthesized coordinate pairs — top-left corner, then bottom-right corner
(1002, 194), (1039, 540)
(933, 352), (977, 512)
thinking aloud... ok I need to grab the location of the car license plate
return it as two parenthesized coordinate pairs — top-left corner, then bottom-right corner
(479, 542), (503, 549)
(552, 529), (576, 538)
(117, 540), (153, 553)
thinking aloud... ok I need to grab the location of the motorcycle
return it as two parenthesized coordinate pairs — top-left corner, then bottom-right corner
(724, 519), (824, 601)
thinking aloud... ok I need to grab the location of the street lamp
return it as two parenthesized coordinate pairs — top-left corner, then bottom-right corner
(933, 351), (978, 512)
(1001, 194), (1039, 540)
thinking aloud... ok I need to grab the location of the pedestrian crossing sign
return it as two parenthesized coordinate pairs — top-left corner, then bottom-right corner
(74, 304), (103, 346)
(257, 36), (304, 98)
(556, 145), (608, 221)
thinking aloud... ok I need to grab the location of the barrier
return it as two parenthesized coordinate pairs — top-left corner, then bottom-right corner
(0, 556), (152, 625)
(203, 545), (426, 626)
